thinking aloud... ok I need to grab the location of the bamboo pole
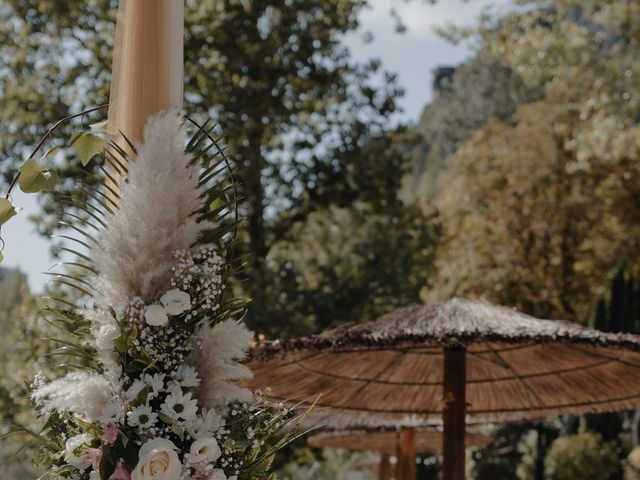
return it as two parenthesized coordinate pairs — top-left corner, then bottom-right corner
(395, 427), (416, 480)
(442, 346), (467, 480)
(379, 453), (391, 480)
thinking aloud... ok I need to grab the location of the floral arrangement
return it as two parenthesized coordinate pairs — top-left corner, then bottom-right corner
(18, 112), (299, 480)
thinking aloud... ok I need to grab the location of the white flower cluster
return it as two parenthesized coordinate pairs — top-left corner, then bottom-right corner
(171, 246), (224, 316)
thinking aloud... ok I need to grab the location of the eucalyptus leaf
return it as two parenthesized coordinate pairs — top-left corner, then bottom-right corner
(18, 158), (57, 193)
(0, 198), (17, 226)
(70, 132), (106, 166)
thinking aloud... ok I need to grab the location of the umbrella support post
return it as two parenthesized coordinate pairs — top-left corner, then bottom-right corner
(443, 346), (467, 480)
(379, 453), (391, 480)
(395, 427), (416, 480)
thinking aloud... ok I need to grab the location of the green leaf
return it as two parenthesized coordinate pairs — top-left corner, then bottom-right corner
(209, 197), (225, 212)
(99, 443), (117, 480)
(0, 198), (17, 226)
(41, 145), (60, 160)
(158, 413), (174, 425)
(0, 252), (3, 263)
(112, 330), (129, 353)
(131, 385), (149, 407)
(18, 158), (57, 193)
(70, 132), (106, 166)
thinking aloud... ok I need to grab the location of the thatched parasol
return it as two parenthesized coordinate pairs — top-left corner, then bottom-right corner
(249, 298), (640, 480)
(308, 428), (492, 454)
(302, 412), (491, 479)
(309, 427), (492, 480)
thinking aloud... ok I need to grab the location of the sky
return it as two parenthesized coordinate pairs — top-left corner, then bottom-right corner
(2, 0), (512, 293)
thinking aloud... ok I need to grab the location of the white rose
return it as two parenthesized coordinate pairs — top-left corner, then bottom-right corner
(145, 304), (169, 327)
(189, 437), (221, 464)
(132, 438), (181, 480)
(159, 289), (191, 316)
(96, 324), (119, 350)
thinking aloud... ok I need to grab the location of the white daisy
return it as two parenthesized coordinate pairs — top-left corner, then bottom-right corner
(98, 401), (124, 425)
(174, 365), (200, 388)
(127, 404), (158, 429)
(142, 372), (166, 398)
(160, 388), (198, 423)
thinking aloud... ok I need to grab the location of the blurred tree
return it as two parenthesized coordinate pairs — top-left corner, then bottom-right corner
(265, 202), (438, 337)
(276, 447), (376, 480)
(264, 131), (439, 337)
(0, 269), (48, 478)
(426, 0), (640, 321)
(470, 424), (534, 480)
(400, 54), (540, 209)
(0, 0), (402, 332)
(429, 101), (624, 319)
(544, 432), (620, 480)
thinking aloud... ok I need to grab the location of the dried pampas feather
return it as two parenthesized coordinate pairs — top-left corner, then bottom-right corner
(31, 372), (118, 423)
(191, 320), (254, 408)
(94, 111), (208, 305)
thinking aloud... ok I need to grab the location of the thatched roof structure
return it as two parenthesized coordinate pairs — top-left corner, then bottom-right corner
(308, 428), (493, 454)
(248, 298), (640, 422)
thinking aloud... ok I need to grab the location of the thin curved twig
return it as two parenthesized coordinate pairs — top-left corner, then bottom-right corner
(1, 104), (109, 258)
(4, 104), (109, 201)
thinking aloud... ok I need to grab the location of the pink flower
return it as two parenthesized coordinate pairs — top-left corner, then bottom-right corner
(110, 461), (131, 480)
(85, 448), (102, 470)
(103, 422), (119, 445)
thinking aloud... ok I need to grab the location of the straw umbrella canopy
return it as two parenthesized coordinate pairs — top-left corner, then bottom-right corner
(309, 427), (492, 480)
(308, 428), (493, 454)
(302, 412), (492, 479)
(248, 298), (640, 480)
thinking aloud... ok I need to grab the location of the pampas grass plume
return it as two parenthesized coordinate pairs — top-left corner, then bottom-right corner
(94, 111), (207, 306)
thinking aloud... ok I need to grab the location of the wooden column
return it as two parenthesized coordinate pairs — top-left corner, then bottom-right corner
(395, 427), (416, 480)
(442, 346), (467, 480)
(108, 0), (184, 145)
(379, 453), (391, 480)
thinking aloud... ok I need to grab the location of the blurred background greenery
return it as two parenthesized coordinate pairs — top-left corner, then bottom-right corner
(1, 0), (639, 478)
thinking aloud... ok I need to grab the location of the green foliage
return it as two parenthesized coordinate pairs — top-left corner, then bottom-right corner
(0, 198), (17, 226)
(0, 0), (403, 334)
(69, 131), (106, 166)
(265, 203), (438, 337)
(401, 53), (540, 208)
(470, 425), (529, 480)
(0, 269), (57, 478)
(422, 0), (640, 320)
(276, 447), (377, 480)
(544, 432), (620, 480)
(18, 158), (57, 193)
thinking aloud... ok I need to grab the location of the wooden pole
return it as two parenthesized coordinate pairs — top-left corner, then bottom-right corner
(395, 427), (416, 480)
(379, 453), (391, 480)
(442, 346), (467, 480)
(108, 0), (184, 145)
